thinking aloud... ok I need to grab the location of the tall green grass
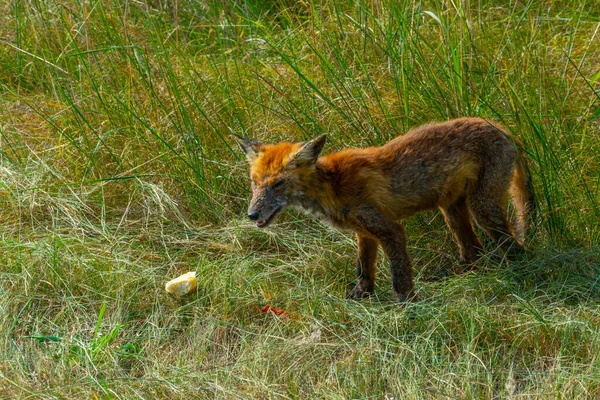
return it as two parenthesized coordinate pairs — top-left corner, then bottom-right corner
(1, 0), (600, 398)
(2, 0), (599, 241)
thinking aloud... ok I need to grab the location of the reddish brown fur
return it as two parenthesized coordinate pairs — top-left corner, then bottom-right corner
(233, 118), (535, 302)
(250, 142), (301, 183)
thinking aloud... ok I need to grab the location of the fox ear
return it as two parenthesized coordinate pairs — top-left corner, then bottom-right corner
(230, 134), (262, 163)
(292, 134), (327, 166)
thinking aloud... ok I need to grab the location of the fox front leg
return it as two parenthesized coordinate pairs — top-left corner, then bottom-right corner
(353, 208), (416, 302)
(347, 234), (379, 299)
(380, 223), (416, 302)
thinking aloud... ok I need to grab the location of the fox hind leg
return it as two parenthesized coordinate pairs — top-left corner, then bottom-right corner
(440, 196), (483, 270)
(469, 192), (524, 259)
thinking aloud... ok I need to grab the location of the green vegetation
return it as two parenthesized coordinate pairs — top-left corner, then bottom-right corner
(1, 0), (599, 398)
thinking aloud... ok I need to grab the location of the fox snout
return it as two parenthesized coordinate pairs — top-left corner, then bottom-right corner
(247, 185), (287, 228)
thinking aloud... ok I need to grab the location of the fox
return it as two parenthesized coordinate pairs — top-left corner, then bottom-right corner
(232, 118), (535, 302)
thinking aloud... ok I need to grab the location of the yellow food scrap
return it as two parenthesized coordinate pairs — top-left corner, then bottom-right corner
(165, 272), (197, 297)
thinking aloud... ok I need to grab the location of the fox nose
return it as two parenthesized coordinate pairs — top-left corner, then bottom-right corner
(247, 211), (260, 221)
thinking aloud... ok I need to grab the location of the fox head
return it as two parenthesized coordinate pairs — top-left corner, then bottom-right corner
(232, 133), (327, 228)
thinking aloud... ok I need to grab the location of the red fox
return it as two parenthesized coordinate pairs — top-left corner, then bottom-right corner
(232, 118), (535, 302)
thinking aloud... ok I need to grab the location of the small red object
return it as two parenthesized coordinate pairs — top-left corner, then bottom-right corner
(261, 304), (287, 316)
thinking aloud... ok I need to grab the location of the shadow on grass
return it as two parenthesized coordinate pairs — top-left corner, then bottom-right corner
(334, 245), (600, 307)
(501, 248), (600, 305)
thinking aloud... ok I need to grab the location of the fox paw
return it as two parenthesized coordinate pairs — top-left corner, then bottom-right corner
(395, 290), (418, 303)
(346, 284), (372, 299)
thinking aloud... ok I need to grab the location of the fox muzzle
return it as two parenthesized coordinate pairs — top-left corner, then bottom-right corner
(247, 185), (286, 227)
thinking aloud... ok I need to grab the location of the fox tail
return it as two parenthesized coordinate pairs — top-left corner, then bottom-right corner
(510, 147), (536, 244)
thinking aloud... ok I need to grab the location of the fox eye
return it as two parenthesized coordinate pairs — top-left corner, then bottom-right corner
(272, 180), (285, 190)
